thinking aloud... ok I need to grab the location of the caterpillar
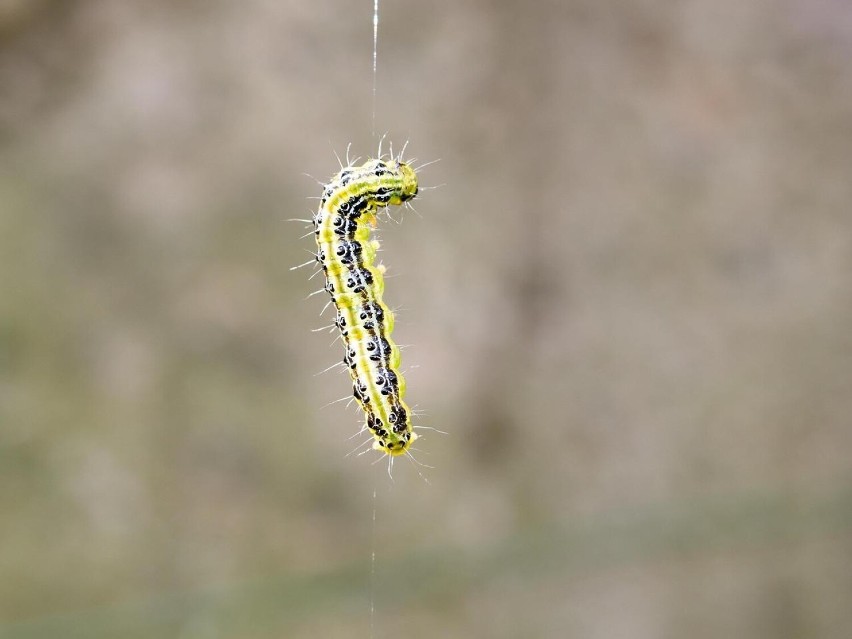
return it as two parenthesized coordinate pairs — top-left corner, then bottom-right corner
(310, 153), (419, 457)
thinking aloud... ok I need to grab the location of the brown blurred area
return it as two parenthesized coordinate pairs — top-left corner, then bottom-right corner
(1, 0), (851, 637)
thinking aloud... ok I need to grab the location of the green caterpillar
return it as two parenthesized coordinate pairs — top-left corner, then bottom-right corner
(312, 156), (418, 456)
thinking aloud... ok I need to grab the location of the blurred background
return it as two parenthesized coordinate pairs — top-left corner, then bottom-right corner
(1, 0), (851, 637)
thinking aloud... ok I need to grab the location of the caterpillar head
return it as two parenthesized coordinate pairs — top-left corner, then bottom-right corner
(391, 161), (418, 204)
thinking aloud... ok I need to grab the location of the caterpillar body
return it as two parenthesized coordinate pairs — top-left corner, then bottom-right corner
(312, 156), (419, 457)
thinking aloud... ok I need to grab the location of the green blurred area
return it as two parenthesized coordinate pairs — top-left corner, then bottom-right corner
(1, 1), (851, 638)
